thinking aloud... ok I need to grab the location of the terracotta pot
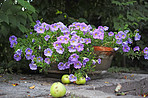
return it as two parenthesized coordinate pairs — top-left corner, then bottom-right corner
(93, 46), (114, 71)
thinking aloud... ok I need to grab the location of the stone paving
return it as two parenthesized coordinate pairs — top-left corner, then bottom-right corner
(0, 72), (148, 98)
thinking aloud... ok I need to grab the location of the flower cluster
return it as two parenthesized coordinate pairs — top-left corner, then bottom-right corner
(9, 20), (147, 79)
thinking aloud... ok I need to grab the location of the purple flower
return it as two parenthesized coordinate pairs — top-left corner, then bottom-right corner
(36, 20), (41, 24)
(50, 23), (59, 32)
(75, 23), (81, 30)
(64, 62), (70, 69)
(36, 56), (43, 62)
(86, 76), (91, 81)
(122, 41), (128, 46)
(85, 38), (91, 44)
(31, 55), (35, 60)
(10, 41), (17, 48)
(9, 35), (17, 42)
(93, 29), (104, 40)
(80, 23), (88, 32)
(83, 57), (89, 66)
(143, 47), (148, 54)
(115, 34), (121, 39)
(92, 60), (96, 65)
(79, 37), (85, 43)
(60, 26), (69, 33)
(63, 31), (70, 36)
(98, 58), (101, 64)
(76, 43), (84, 52)
(25, 48), (33, 54)
(62, 36), (70, 44)
(71, 35), (80, 41)
(103, 26), (109, 31)
(56, 46), (64, 54)
(69, 74), (77, 82)
(135, 33), (141, 41)
(108, 31), (114, 36)
(70, 38), (78, 45)
(58, 62), (65, 70)
(15, 49), (22, 55)
(68, 45), (76, 52)
(39, 45), (41, 50)
(25, 54), (32, 60)
(69, 53), (79, 62)
(116, 39), (122, 44)
(57, 36), (63, 42)
(32, 38), (35, 43)
(45, 58), (51, 64)
(121, 32), (126, 39)
(133, 46), (140, 51)
(53, 41), (62, 49)
(36, 26), (45, 33)
(127, 38), (133, 44)
(74, 61), (82, 69)
(44, 35), (50, 41)
(122, 45), (130, 52)
(44, 48), (53, 57)
(41, 22), (49, 30)
(29, 63), (37, 70)
(144, 54), (148, 59)
(124, 30), (129, 34)
(14, 54), (21, 61)
(113, 47), (119, 51)
(70, 31), (77, 35)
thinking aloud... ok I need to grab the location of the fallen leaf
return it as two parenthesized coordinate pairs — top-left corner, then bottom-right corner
(20, 77), (26, 80)
(115, 84), (122, 92)
(12, 83), (19, 86)
(29, 85), (35, 89)
(104, 82), (109, 84)
(124, 76), (127, 79)
(0, 75), (2, 77)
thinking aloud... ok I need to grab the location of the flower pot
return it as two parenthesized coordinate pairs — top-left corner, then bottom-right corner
(93, 46), (114, 71)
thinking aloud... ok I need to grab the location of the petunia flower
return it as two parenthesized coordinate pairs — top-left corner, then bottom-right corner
(74, 61), (82, 69)
(53, 41), (62, 49)
(36, 56), (43, 62)
(56, 46), (64, 54)
(68, 45), (76, 52)
(29, 63), (37, 70)
(25, 48), (33, 54)
(25, 54), (32, 60)
(14, 53), (21, 61)
(98, 58), (101, 64)
(69, 74), (77, 82)
(58, 62), (65, 70)
(135, 33), (141, 41)
(143, 47), (148, 54)
(44, 58), (51, 64)
(108, 31), (114, 36)
(133, 46), (140, 51)
(44, 35), (50, 41)
(76, 43), (84, 52)
(85, 38), (91, 44)
(36, 26), (45, 33)
(69, 53), (79, 62)
(9, 35), (17, 42)
(122, 45), (130, 52)
(44, 48), (53, 57)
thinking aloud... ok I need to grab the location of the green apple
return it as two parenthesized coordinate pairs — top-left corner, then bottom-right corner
(76, 77), (86, 85)
(61, 74), (71, 84)
(50, 82), (66, 97)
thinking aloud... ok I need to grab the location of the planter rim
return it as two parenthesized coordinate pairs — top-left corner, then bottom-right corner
(93, 46), (113, 52)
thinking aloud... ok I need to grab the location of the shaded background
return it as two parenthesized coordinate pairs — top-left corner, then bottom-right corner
(0, 0), (148, 73)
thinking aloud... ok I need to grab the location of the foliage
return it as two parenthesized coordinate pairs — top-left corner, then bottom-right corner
(0, 0), (37, 73)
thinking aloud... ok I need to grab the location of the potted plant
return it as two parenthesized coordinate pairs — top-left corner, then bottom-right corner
(9, 20), (148, 81)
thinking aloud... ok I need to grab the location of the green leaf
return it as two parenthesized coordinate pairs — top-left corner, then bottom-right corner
(8, 15), (17, 26)
(0, 12), (9, 24)
(17, 24), (27, 33)
(78, 18), (88, 23)
(17, 0), (36, 13)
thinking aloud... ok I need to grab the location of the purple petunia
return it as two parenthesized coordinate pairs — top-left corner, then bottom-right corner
(44, 58), (51, 64)
(9, 35), (17, 42)
(122, 45), (130, 52)
(36, 26), (45, 33)
(69, 74), (77, 82)
(58, 62), (65, 70)
(80, 23), (88, 32)
(92, 60), (96, 65)
(135, 33), (141, 41)
(76, 43), (84, 52)
(108, 31), (114, 36)
(74, 61), (82, 69)
(83, 57), (89, 66)
(56, 46), (64, 54)
(92, 29), (104, 40)
(116, 39), (122, 44)
(14, 53), (21, 61)
(85, 38), (91, 44)
(62, 36), (70, 44)
(70, 38), (78, 45)
(50, 23), (59, 32)
(64, 62), (70, 69)
(143, 47), (148, 54)
(115, 34), (121, 39)
(69, 53), (79, 62)
(68, 45), (76, 52)
(25, 48), (33, 54)
(127, 38), (133, 44)
(36, 56), (43, 62)
(144, 54), (148, 59)
(10, 40), (17, 48)
(53, 41), (62, 49)
(124, 30), (129, 34)
(29, 63), (37, 70)
(25, 54), (32, 60)
(44, 35), (50, 41)
(98, 58), (101, 64)
(103, 26), (109, 31)
(44, 48), (53, 57)
(133, 46), (140, 51)
(15, 49), (22, 55)
(79, 37), (85, 43)
(113, 47), (119, 51)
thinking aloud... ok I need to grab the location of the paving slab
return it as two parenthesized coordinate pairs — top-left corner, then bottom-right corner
(0, 72), (148, 98)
